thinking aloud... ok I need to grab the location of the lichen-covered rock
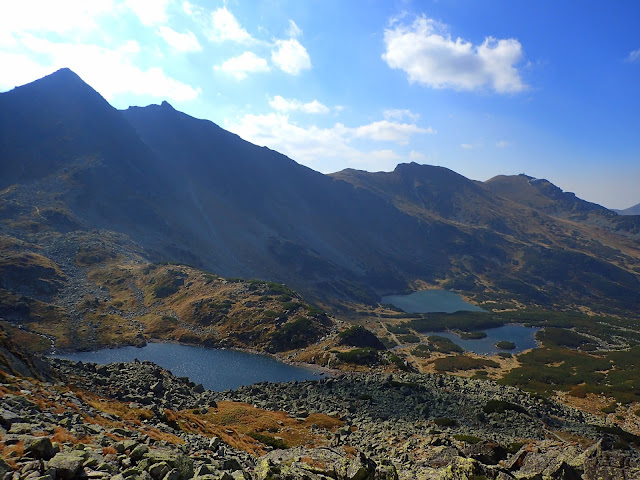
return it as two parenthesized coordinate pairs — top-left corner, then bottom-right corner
(581, 438), (640, 480)
(144, 450), (193, 480)
(256, 447), (394, 480)
(24, 435), (56, 460)
(47, 451), (85, 480)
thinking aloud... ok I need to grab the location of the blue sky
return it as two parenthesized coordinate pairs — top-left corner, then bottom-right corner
(1, 1), (639, 209)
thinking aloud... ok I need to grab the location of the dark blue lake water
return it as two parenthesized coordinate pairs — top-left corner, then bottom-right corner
(50, 343), (322, 391)
(423, 325), (540, 355)
(381, 289), (485, 313)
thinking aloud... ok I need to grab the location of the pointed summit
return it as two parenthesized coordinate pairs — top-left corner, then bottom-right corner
(10, 67), (98, 99)
(0, 67), (152, 188)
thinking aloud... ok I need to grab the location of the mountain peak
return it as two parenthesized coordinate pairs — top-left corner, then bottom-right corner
(30, 67), (89, 91)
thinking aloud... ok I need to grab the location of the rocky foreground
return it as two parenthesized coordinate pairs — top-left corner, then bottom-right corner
(0, 357), (639, 480)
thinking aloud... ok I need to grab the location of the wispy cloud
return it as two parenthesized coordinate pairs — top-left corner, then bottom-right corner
(382, 15), (526, 93)
(157, 26), (201, 52)
(409, 150), (427, 161)
(226, 113), (433, 171)
(461, 143), (473, 149)
(625, 48), (640, 63)
(286, 19), (302, 38)
(269, 96), (329, 114)
(353, 120), (433, 144)
(383, 108), (420, 122)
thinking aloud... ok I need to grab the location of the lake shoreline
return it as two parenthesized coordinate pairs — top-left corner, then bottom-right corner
(48, 338), (338, 377)
(47, 340), (340, 391)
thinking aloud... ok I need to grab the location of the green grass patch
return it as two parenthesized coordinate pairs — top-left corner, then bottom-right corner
(270, 318), (318, 351)
(386, 352), (411, 371)
(411, 344), (431, 358)
(500, 345), (640, 403)
(432, 356), (499, 373)
(336, 348), (379, 365)
(495, 340), (516, 350)
(248, 432), (289, 449)
(459, 331), (487, 340)
(536, 327), (593, 348)
(397, 333), (420, 344)
(386, 324), (412, 335)
(427, 335), (464, 353)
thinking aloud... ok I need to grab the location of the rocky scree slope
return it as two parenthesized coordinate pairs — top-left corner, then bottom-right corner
(5, 355), (633, 480)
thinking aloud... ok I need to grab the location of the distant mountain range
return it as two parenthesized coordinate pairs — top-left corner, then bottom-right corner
(615, 203), (640, 216)
(2, 68), (640, 315)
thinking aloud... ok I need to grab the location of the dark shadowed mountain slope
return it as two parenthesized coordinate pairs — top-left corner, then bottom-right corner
(2, 69), (640, 314)
(121, 102), (470, 298)
(0, 68), (171, 240)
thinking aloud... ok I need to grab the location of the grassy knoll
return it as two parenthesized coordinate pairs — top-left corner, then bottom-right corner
(500, 345), (640, 403)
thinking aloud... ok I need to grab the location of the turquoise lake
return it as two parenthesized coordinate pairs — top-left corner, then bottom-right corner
(50, 342), (322, 391)
(381, 289), (485, 313)
(423, 325), (540, 355)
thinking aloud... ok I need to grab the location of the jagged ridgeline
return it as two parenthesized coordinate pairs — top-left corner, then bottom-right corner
(2, 68), (640, 480)
(1, 68), (640, 315)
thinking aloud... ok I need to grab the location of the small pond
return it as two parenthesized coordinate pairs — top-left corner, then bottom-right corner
(423, 325), (541, 355)
(50, 342), (322, 391)
(382, 289), (485, 314)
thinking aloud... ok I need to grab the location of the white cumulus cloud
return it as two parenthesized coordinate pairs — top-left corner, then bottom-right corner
(125, 0), (170, 26)
(157, 26), (201, 52)
(383, 15), (526, 93)
(207, 6), (254, 44)
(271, 38), (311, 75)
(0, 0), (115, 34)
(269, 95), (329, 114)
(215, 51), (269, 80)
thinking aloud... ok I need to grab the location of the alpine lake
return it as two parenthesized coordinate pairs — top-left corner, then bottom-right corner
(50, 342), (322, 391)
(382, 289), (540, 355)
(53, 290), (539, 389)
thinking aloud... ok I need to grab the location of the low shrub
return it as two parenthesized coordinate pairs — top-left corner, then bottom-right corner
(336, 348), (379, 365)
(482, 400), (528, 415)
(433, 417), (457, 427)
